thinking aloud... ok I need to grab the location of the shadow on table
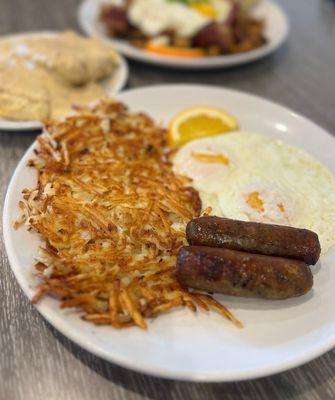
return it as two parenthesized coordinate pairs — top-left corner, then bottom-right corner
(48, 319), (334, 400)
(0, 131), (39, 153)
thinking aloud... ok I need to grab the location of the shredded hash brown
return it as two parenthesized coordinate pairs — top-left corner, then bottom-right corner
(16, 99), (241, 329)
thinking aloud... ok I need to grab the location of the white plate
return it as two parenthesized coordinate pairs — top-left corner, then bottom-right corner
(3, 85), (335, 382)
(78, 0), (289, 69)
(0, 31), (129, 131)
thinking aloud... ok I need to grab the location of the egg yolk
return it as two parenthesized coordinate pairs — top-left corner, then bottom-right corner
(192, 152), (230, 165)
(246, 191), (265, 213)
(191, 3), (217, 17)
(246, 192), (287, 217)
(277, 202), (285, 213)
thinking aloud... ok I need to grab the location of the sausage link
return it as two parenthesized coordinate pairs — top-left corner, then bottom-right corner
(176, 246), (313, 299)
(186, 216), (321, 265)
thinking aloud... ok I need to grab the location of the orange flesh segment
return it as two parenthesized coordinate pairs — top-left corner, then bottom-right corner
(246, 192), (264, 213)
(178, 114), (232, 143)
(145, 44), (205, 58)
(192, 152), (230, 165)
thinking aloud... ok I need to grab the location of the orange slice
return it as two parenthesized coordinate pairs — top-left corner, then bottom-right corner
(145, 43), (205, 58)
(168, 106), (239, 147)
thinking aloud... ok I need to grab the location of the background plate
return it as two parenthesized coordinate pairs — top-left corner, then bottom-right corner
(0, 31), (129, 131)
(3, 85), (335, 382)
(78, 0), (289, 69)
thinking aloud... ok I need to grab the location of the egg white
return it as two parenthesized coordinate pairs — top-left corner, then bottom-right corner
(129, 0), (209, 38)
(127, 0), (234, 38)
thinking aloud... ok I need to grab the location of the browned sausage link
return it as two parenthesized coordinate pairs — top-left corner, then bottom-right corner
(176, 246), (313, 299)
(186, 216), (321, 265)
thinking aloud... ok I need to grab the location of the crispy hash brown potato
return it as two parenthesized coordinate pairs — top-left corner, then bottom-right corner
(16, 100), (241, 329)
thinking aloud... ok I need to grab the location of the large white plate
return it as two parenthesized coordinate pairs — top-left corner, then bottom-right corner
(78, 0), (289, 69)
(0, 31), (129, 131)
(3, 85), (335, 382)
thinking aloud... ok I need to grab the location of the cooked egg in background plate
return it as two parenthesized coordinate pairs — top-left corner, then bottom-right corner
(106, 0), (244, 38)
(173, 131), (335, 254)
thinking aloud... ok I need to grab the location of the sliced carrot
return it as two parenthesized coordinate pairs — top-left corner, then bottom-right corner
(145, 43), (205, 58)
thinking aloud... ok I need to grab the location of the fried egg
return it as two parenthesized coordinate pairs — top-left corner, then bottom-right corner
(173, 132), (335, 254)
(172, 137), (234, 193)
(128, 0), (233, 38)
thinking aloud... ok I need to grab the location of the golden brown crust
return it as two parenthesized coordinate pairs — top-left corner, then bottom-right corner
(19, 99), (238, 329)
(176, 246), (313, 300)
(186, 216), (321, 265)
